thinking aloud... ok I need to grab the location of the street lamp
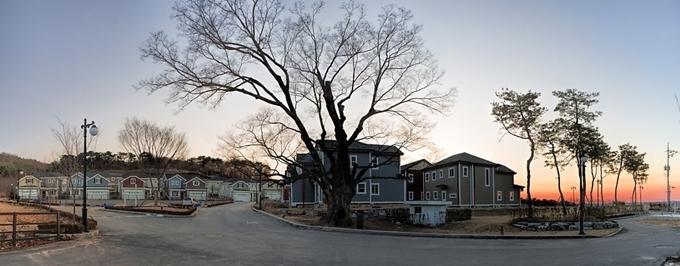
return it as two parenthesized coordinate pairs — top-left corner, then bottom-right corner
(570, 186), (576, 203)
(80, 118), (98, 232)
(578, 153), (588, 236)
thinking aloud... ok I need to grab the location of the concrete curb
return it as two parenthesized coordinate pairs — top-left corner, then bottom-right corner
(0, 230), (99, 255)
(100, 208), (198, 218)
(253, 208), (625, 240)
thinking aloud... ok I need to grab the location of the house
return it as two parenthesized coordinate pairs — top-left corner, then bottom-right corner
(261, 181), (282, 201)
(165, 174), (187, 200)
(422, 152), (523, 207)
(33, 173), (68, 200)
(17, 175), (41, 200)
(230, 179), (255, 202)
(70, 173), (111, 200)
(185, 175), (208, 201)
(288, 140), (405, 207)
(400, 159), (431, 201)
(120, 176), (146, 200)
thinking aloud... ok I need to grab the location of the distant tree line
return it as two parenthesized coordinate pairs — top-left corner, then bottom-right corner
(48, 152), (269, 179)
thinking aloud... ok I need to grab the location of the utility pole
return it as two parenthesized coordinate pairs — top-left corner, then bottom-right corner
(665, 143), (677, 212)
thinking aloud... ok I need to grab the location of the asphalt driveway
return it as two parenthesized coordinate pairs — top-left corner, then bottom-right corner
(2, 203), (679, 265)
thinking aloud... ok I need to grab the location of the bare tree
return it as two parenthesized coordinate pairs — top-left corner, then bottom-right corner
(612, 143), (635, 204)
(51, 119), (97, 227)
(118, 117), (189, 206)
(139, 0), (455, 226)
(491, 89), (546, 218)
(537, 121), (569, 215)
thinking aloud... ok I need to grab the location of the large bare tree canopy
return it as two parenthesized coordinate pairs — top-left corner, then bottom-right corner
(139, 0), (455, 226)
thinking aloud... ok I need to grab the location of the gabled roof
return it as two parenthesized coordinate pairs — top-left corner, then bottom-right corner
(431, 152), (497, 167)
(401, 159), (431, 171)
(185, 176), (206, 184)
(427, 152), (516, 174)
(315, 140), (403, 155)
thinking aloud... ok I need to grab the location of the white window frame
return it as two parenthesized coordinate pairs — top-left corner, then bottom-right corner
(408, 173), (414, 183)
(431, 171), (436, 181)
(509, 191), (515, 201)
(95, 177), (101, 184)
(371, 157), (379, 170)
(193, 180), (199, 186)
(497, 191), (503, 201)
(449, 168), (455, 178)
(441, 190), (447, 201)
(350, 155), (358, 168)
(408, 191), (414, 200)
(485, 168), (491, 187)
(439, 170), (443, 179)
(462, 166), (469, 177)
(425, 192), (430, 200)
(371, 183), (380, 196)
(131, 178), (136, 185)
(425, 173), (429, 182)
(356, 182), (367, 194)
(433, 191), (439, 200)
(449, 192), (457, 199)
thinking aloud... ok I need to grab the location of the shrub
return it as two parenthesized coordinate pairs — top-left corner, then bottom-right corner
(446, 208), (472, 222)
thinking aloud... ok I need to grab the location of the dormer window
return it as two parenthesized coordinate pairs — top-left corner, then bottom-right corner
(193, 180), (199, 186)
(95, 177), (101, 184)
(131, 178), (137, 185)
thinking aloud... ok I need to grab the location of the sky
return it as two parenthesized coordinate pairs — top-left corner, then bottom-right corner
(1, 0), (679, 202)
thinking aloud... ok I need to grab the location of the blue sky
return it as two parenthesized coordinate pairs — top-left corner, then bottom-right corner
(1, 0), (679, 200)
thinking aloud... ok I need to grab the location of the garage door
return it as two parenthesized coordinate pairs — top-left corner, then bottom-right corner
(18, 189), (38, 200)
(233, 192), (251, 202)
(265, 191), (281, 201)
(87, 190), (109, 200)
(188, 191), (206, 201)
(122, 190), (145, 200)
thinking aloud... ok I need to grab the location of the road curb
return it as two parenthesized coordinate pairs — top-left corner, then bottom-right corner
(253, 208), (625, 239)
(100, 208), (198, 218)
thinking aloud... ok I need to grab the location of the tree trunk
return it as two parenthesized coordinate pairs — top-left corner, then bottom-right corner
(614, 157), (623, 203)
(325, 185), (353, 227)
(599, 165), (604, 206)
(526, 140), (535, 218)
(631, 174), (637, 207)
(589, 163), (596, 207)
(550, 145), (567, 216)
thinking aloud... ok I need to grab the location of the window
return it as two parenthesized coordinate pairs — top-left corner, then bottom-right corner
(131, 178), (136, 185)
(172, 191), (178, 197)
(408, 191), (414, 200)
(371, 183), (380, 195)
(509, 191), (515, 201)
(433, 191), (439, 200)
(449, 193), (457, 199)
(356, 182), (367, 194)
(193, 180), (199, 186)
(439, 170), (443, 179)
(425, 173), (429, 182)
(449, 168), (455, 178)
(371, 157), (379, 169)
(408, 173), (414, 183)
(95, 177), (101, 184)
(497, 191), (503, 201)
(441, 191), (447, 201)
(485, 168), (491, 187)
(27, 179), (33, 185)
(462, 166), (469, 177)
(425, 192), (430, 200)
(431, 171), (436, 181)
(350, 155), (358, 168)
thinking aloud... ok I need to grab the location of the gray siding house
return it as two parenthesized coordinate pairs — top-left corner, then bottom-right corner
(289, 141), (405, 207)
(422, 153), (523, 207)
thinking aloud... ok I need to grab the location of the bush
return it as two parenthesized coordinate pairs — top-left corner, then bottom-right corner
(446, 208), (471, 222)
(585, 207), (606, 220)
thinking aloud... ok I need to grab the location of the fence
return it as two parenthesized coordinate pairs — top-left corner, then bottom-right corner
(0, 212), (63, 246)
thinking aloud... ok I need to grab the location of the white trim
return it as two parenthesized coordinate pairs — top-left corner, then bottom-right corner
(356, 182), (367, 194)
(425, 172), (429, 182)
(371, 183), (380, 196)
(433, 191), (439, 200)
(448, 167), (455, 178)
(408, 191), (414, 200)
(449, 192), (457, 199)
(408, 173), (414, 183)
(497, 190), (503, 201)
(350, 154), (358, 168)
(441, 190), (447, 201)
(425, 192), (430, 200)
(371, 157), (379, 170)
(509, 191), (515, 201)
(462, 166), (469, 177)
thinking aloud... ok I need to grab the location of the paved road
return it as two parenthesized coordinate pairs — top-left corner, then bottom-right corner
(2, 203), (679, 265)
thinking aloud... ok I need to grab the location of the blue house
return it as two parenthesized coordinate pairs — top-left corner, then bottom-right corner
(288, 141), (405, 207)
(165, 174), (187, 200)
(69, 172), (111, 200)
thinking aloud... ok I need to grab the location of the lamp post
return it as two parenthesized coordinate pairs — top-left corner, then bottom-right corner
(570, 186), (576, 205)
(80, 118), (98, 232)
(578, 153), (587, 236)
